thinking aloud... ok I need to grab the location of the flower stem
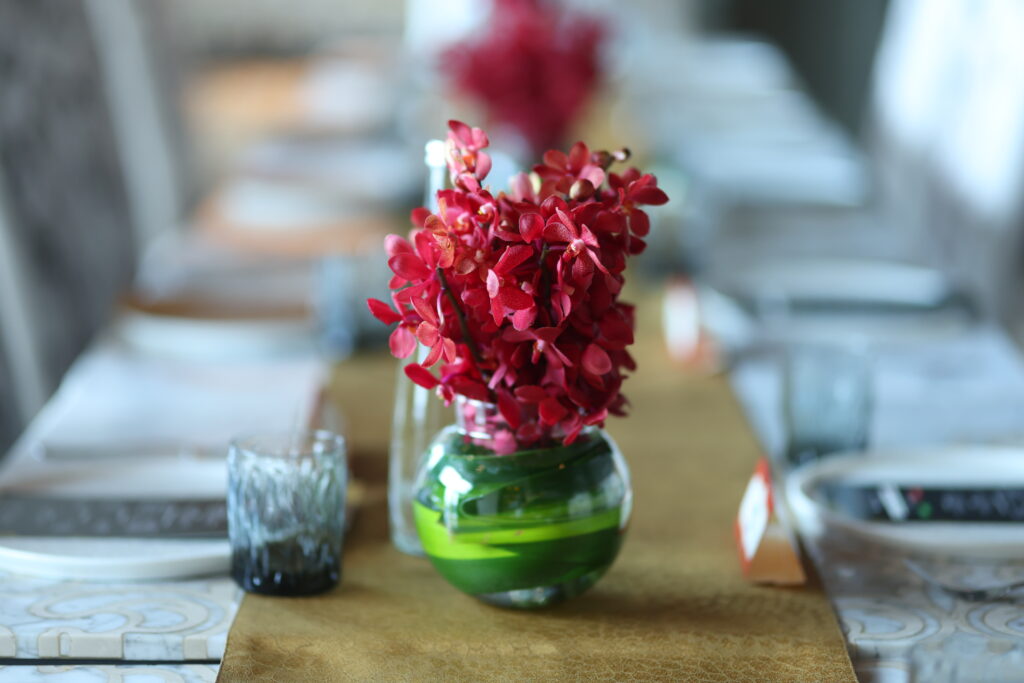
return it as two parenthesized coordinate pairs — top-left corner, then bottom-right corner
(538, 244), (555, 324)
(436, 268), (490, 379)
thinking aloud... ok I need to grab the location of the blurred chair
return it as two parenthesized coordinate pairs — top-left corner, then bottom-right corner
(0, 1), (169, 451)
(84, 0), (191, 256)
(0, 175), (48, 449)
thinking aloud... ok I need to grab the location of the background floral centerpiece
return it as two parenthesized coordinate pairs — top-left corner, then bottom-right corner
(370, 120), (667, 607)
(440, 0), (607, 158)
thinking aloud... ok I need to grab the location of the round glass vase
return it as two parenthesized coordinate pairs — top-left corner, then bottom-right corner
(412, 398), (632, 608)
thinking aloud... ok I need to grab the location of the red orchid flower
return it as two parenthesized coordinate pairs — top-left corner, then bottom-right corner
(609, 169), (669, 237)
(409, 295), (457, 368)
(543, 207), (609, 280)
(534, 141), (606, 197)
(503, 327), (573, 368)
(368, 120), (668, 451)
(485, 244), (536, 326)
(446, 120), (492, 191)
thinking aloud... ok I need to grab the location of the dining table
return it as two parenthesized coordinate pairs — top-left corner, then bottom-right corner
(0, 278), (857, 683)
(18, 282), (1024, 680)
(8, 291), (1024, 681)
(216, 292), (856, 681)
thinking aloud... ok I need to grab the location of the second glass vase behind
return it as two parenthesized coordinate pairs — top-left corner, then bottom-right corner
(388, 345), (450, 555)
(388, 139), (450, 555)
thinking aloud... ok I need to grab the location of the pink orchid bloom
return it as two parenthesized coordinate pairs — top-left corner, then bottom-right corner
(367, 120), (669, 451)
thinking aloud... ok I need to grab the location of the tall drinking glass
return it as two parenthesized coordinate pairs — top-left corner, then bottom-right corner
(783, 345), (873, 467)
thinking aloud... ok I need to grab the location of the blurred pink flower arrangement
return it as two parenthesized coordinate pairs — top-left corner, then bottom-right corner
(441, 0), (606, 156)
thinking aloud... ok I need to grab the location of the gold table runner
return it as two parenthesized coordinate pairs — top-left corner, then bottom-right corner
(218, 304), (856, 682)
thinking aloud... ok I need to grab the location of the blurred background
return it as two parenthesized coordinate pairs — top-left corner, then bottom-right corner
(3, 0), (1024, 457)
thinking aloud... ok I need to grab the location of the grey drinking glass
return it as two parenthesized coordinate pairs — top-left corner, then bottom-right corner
(784, 345), (872, 467)
(228, 430), (347, 595)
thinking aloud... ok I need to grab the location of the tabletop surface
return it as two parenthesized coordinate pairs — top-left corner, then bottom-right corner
(0, 294), (855, 681)
(218, 297), (856, 682)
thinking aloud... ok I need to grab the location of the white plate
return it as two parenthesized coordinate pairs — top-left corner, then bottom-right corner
(0, 454), (227, 498)
(0, 538), (229, 581)
(785, 447), (1024, 557)
(0, 456), (230, 580)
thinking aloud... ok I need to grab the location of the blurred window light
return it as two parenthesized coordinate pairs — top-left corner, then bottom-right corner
(934, 0), (1024, 223)
(875, 0), (1024, 223)
(872, 0), (966, 153)
(403, 0), (486, 58)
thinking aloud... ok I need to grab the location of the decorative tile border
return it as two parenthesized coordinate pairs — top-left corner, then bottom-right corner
(0, 664), (218, 682)
(0, 570), (239, 661)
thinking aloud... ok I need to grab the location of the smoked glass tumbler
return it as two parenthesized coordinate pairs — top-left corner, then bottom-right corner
(228, 430), (347, 595)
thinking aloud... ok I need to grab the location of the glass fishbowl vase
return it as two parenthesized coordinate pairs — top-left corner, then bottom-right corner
(413, 398), (632, 608)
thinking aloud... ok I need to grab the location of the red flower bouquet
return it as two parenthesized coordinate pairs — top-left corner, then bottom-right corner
(368, 121), (667, 454)
(441, 0), (606, 156)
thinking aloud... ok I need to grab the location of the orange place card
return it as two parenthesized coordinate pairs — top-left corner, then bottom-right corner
(734, 458), (806, 585)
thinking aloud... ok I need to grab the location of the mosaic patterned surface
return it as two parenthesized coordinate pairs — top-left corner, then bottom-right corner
(0, 570), (239, 661)
(0, 664), (218, 682)
(811, 528), (1024, 681)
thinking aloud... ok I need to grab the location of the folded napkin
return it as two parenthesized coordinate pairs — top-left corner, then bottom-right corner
(12, 344), (327, 462)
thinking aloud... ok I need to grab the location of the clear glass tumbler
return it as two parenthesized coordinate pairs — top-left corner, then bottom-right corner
(783, 345), (873, 467)
(228, 430), (347, 595)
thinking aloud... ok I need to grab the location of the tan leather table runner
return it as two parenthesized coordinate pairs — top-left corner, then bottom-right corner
(218, 302), (856, 681)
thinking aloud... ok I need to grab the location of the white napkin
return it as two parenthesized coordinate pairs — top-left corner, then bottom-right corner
(11, 343), (327, 462)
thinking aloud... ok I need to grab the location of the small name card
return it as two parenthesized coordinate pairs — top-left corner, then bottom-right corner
(734, 458), (806, 585)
